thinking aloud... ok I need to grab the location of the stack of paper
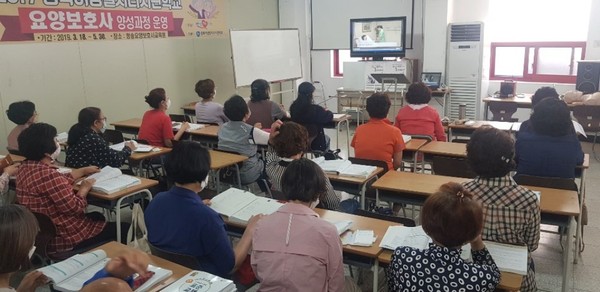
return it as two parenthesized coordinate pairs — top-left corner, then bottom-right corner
(379, 226), (431, 250)
(162, 270), (235, 292)
(324, 219), (353, 235)
(312, 157), (376, 178)
(85, 166), (141, 194)
(210, 188), (283, 225)
(172, 122), (206, 132)
(342, 230), (377, 247)
(460, 241), (528, 275)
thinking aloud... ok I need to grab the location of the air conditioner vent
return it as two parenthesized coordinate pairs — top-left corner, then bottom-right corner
(450, 24), (481, 42)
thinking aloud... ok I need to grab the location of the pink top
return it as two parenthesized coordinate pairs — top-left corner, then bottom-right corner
(395, 105), (447, 141)
(7, 124), (28, 151)
(251, 203), (345, 292)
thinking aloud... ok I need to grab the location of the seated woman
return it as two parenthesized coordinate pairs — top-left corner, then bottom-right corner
(66, 107), (136, 168)
(352, 93), (405, 171)
(0, 205), (48, 292)
(516, 98), (583, 178)
(252, 158), (359, 292)
(245, 79), (288, 128)
(388, 182), (500, 291)
(463, 127), (540, 292)
(266, 121), (340, 210)
(6, 100), (37, 152)
(0, 162), (19, 206)
(394, 82), (446, 141)
(138, 88), (189, 147)
(517, 86), (560, 134)
(145, 141), (262, 278)
(16, 123), (128, 253)
(290, 82), (333, 151)
(194, 79), (229, 125)
(218, 95), (280, 187)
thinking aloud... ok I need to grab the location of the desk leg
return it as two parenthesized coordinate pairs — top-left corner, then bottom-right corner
(360, 182), (367, 210)
(372, 260), (379, 292)
(484, 103), (489, 120)
(115, 189), (153, 243)
(562, 218), (572, 292)
(412, 151), (418, 173)
(345, 119), (350, 157)
(575, 168), (586, 263)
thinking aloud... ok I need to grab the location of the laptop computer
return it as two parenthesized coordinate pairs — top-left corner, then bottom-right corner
(421, 72), (442, 90)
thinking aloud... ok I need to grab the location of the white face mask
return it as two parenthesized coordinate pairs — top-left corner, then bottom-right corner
(309, 198), (320, 209)
(165, 99), (172, 109)
(100, 120), (107, 133)
(50, 142), (61, 161)
(28, 245), (36, 259)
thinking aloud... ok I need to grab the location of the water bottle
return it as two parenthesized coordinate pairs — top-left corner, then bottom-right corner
(458, 104), (466, 120)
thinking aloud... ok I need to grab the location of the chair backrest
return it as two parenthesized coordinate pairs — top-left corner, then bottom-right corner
(169, 114), (186, 123)
(354, 209), (416, 227)
(32, 212), (57, 259)
(103, 129), (124, 145)
(431, 156), (476, 179)
(148, 243), (201, 269)
(573, 106), (600, 132)
(408, 134), (433, 142)
(489, 102), (518, 122)
(513, 174), (578, 191)
(348, 157), (389, 174)
(7, 148), (22, 156)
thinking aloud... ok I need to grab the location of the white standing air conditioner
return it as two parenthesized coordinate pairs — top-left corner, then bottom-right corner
(446, 22), (485, 120)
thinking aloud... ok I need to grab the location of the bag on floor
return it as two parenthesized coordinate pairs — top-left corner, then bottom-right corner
(127, 203), (151, 253)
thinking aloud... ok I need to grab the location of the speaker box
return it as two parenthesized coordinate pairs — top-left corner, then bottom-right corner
(576, 61), (600, 94)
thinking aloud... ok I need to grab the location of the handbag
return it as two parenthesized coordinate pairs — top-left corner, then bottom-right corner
(127, 203), (151, 253)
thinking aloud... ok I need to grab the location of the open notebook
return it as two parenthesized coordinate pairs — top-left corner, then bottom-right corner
(210, 188), (283, 225)
(312, 157), (376, 178)
(162, 270), (235, 292)
(85, 166), (141, 194)
(379, 225), (431, 250)
(172, 122), (206, 131)
(461, 241), (529, 275)
(109, 141), (155, 153)
(323, 219), (353, 235)
(38, 250), (172, 292)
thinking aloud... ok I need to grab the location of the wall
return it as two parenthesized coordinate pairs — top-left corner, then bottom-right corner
(586, 0), (600, 60)
(0, 0), (279, 151)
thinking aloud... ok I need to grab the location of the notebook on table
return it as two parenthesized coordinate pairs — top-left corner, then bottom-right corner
(162, 270), (235, 292)
(84, 166), (141, 194)
(312, 157), (377, 178)
(210, 188), (283, 225)
(461, 241), (528, 275)
(109, 141), (155, 153)
(379, 225), (431, 250)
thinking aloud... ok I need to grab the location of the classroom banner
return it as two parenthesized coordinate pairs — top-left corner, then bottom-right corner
(0, 0), (227, 43)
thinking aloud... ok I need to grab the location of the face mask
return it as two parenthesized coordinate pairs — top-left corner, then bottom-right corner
(28, 245), (36, 259)
(200, 175), (209, 189)
(100, 120), (107, 133)
(165, 99), (172, 109)
(309, 198), (320, 209)
(50, 142), (61, 161)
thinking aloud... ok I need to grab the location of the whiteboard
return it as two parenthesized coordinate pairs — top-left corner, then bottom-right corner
(230, 29), (302, 87)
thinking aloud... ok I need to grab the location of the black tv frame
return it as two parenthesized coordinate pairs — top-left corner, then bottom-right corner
(350, 16), (407, 60)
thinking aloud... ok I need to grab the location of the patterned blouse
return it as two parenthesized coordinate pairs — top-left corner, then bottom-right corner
(463, 176), (541, 292)
(16, 161), (105, 252)
(388, 243), (500, 292)
(66, 131), (131, 168)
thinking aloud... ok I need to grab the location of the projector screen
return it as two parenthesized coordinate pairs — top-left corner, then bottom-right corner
(311, 0), (414, 50)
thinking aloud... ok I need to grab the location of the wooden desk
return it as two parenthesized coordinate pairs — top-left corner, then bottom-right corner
(327, 167), (385, 209)
(377, 249), (523, 292)
(86, 178), (158, 242)
(372, 171), (579, 291)
(208, 150), (248, 192)
(111, 118), (143, 135)
(482, 95), (578, 120)
(188, 125), (219, 148)
(331, 114), (351, 153)
(403, 138), (431, 172)
(129, 147), (171, 177)
(417, 141), (467, 158)
(93, 241), (190, 291)
(448, 120), (513, 140)
(181, 103), (196, 119)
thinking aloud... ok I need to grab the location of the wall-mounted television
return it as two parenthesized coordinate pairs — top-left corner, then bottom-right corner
(350, 16), (406, 60)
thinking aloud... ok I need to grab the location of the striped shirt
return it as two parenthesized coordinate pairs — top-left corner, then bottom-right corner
(463, 175), (540, 292)
(266, 154), (340, 211)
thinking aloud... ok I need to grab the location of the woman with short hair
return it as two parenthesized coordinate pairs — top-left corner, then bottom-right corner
(464, 127), (540, 292)
(246, 79), (288, 128)
(394, 82), (446, 141)
(194, 79), (229, 125)
(66, 107), (136, 168)
(6, 100), (37, 152)
(388, 182), (501, 291)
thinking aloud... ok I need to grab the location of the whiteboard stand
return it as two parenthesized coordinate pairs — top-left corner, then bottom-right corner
(271, 79), (298, 110)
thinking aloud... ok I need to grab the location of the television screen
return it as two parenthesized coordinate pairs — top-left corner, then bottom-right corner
(350, 17), (406, 59)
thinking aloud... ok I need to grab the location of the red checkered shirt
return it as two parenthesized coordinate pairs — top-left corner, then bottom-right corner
(463, 175), (541, 292)
(16, 160), (105, 253)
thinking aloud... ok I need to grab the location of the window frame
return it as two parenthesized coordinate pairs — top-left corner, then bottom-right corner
(489, 42), (586, 84)
(333, 49), (342, 77)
